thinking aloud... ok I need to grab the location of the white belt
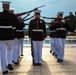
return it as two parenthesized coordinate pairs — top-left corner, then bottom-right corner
(16, 30), (25, 32)
(32, 29), (43, 32)
(56, 28), (66, 30)
(0, 26), (12, 28)
(12, 27), (16, 29)
(50, 30), (56, 32)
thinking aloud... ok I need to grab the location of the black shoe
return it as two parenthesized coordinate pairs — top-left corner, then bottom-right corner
(57, 59), (61, 62)
(50, 50), (52, 53)
(14, 62), (19, 65)
(21, 54), (24, 56)
(37, 63), (42, 66)
(57, 59), (63, 62)
(19, 56), (20, 58)
(12, 60), (14, 63)
(61, 59), (63, 62)
(7, 64), (13, 70)
(3, 70), (8, 74)
(52, 52), (55, 56)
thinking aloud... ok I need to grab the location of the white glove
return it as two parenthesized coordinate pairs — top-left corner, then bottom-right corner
(29, 38), (31, 42)
(68, 32), (71, 35)
(74, 30), (76, 33)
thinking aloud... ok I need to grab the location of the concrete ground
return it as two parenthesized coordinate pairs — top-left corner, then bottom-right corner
(0, 46), (76, 75)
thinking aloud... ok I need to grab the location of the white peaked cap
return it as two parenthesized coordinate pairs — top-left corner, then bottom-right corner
(57, 11), (64, 15)
(34, 10), (41, 14)
(1, 1), (11, 5)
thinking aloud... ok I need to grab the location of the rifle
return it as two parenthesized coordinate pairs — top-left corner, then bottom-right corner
(41, 16), (70, 21)
(41, 16), (55, 19)
(41, 16), (63, 20)
(23, 16), (34, 21)
(16, 5), (45, 17)
(22, 14), (30, 20)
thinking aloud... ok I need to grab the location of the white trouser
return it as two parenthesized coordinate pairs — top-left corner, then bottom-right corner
(6, 40), (14, 64)
(51, 38), (55, 52)
(0, 40), (14, 71)
(50, 38), (53, 51)
(57, 38), (65, 60)
(50, 38), (56, 53)
(19, 38), (23, 55)
(13, 38), (19, 62)
(33, 41), (43, 63)
(54, 38), (58, 55)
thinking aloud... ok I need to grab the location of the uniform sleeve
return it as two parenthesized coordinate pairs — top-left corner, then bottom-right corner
(22, 22), (25, 28)
(43, 20), (46, 38)
(12, 14), (21, 30)
(65, 22), (74, 32)
(20, 22), (25, 29)
(18, 18), (25, 28)
(28, 20), (32, 38)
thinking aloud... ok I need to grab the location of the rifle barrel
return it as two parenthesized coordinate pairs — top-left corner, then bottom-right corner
(22, 14), (30, 20)
(16, 5), (45, 17)
(36, 5), (45, 9)
(41, 16), (56, 19)
(23, 16), (34, 21)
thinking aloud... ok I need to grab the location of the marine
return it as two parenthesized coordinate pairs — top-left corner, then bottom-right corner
(0, 1), (20, 74)
(28, 10), (46, 66)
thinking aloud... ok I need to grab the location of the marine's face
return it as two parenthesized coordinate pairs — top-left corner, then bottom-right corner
(2, 4), (10, 11)
(35, 14), (40, 19)
(58, 15), (63, 19)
